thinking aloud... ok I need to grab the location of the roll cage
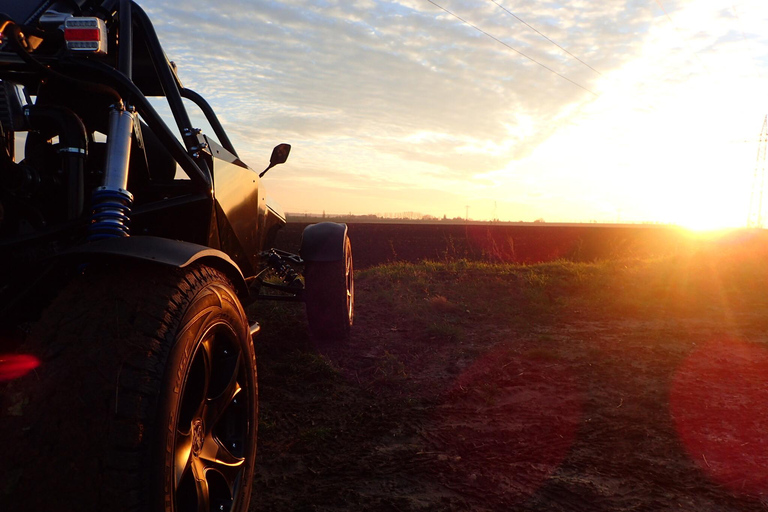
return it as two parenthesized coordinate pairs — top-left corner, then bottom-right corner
(0, 0), (278, 321)
(0, 0), (253, 242)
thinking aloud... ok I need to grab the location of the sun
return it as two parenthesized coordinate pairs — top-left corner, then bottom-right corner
(654, 183), (750, 232)
(677, 216), (737, 232)
(673, 206), (746, 233)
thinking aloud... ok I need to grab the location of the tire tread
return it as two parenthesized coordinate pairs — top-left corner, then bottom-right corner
(0, 262), (250, 512)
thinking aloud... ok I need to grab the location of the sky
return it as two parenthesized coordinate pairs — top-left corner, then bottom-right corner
(138, 0), (768, 228)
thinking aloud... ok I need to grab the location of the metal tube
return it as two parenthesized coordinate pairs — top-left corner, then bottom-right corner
(67, 55), (212, 191)
(88, 106), (135, 240)
(180, 88), (238, 157)
(118, 0), (133, 80)
(103, 107), (134, 192)
(131, 4), (196, 149)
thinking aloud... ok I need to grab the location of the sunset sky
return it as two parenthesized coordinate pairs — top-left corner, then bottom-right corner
(140, 0), (768, 228)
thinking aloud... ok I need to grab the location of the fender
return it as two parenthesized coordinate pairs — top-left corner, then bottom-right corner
(300, 222), (348, 262)
(63, 236), (248, 296)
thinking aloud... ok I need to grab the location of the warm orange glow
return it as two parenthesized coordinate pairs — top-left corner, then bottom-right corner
(675, 212), (745, 233)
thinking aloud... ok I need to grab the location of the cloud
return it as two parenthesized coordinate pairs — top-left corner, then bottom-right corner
(141, 0), (617, 140)
(136, 0), (768, 224)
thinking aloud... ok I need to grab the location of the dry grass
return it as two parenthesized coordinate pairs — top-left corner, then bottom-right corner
(248, 230), (768, 511)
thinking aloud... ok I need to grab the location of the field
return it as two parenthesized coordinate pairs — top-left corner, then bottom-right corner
(275, 222), (713, 268)
(250, 224), (768, 511)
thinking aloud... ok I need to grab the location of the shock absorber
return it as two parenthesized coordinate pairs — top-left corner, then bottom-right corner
(89, 104), (134, 240)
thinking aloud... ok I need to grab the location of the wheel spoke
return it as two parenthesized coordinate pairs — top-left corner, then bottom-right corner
(347, 284), (354, 318)
(198, 343), (247, 496)
(178, 334), (214, 429)
(199, 434), (245, 495)
(203, 352), (242, 428)
(174, 317), (253, 510)
(346, 251), (354, 320)
(174, 430), (194, 491)
(195, 336), (214, 419)
(190, 457), (211, 512)
(175, 334), (216, 504)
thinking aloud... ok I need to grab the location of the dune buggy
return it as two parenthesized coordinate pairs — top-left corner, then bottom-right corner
(0, 1), (353, 511)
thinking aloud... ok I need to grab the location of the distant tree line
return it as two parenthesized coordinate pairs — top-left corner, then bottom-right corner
(286, 212), (478, 223)
(284, 212), (540, 224)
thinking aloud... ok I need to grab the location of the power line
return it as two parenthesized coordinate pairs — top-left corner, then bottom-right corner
(488, 0), (602, 76)
(426, 0), (598, 97)
(654, 0), (710, 74)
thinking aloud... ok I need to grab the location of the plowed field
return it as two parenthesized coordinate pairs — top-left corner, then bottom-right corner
(250, 227), (768, 511)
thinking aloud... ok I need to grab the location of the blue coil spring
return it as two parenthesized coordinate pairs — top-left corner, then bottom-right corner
(88, 187), (133, 240)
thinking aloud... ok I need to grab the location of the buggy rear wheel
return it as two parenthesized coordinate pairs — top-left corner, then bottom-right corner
(303, 234), (354, 341)
(0, 263), (257, 512)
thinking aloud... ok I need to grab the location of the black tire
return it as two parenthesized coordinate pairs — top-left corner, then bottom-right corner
(0, 263), (257, 512)
(304, 234), (354, 341)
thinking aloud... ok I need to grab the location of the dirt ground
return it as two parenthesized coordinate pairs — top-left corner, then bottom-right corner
(250, 259), (768, 511)
(3, 226), (768, 511)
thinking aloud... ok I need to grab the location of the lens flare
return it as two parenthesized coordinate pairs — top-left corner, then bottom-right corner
(670, 339), (768, 496)
(0, 353), (41, 381)
(431, 347), (583, 503)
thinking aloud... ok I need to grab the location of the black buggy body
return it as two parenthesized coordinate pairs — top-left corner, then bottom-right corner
(0, 1), (354, 511)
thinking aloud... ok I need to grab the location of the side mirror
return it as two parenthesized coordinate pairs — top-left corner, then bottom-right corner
(259, 143), (291, 178)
